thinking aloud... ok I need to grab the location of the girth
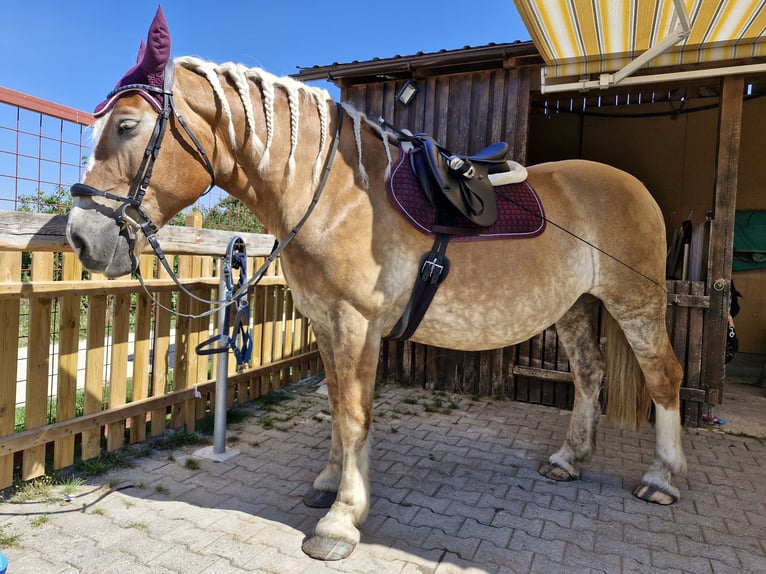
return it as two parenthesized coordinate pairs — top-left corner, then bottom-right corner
(386, 132), (511, 341)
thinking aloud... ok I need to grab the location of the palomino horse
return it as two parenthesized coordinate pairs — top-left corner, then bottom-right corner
(66, 8), (686, 561)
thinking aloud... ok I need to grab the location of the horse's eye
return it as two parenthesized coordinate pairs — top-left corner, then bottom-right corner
(118, 119), (139, 135)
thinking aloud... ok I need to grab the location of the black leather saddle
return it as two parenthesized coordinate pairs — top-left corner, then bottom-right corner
(409, 134), (510, 228)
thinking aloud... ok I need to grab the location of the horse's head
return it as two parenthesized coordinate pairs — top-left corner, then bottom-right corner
(66, 7), (216, 277)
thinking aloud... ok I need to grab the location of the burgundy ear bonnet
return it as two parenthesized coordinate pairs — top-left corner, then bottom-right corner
(94, 6), (171, 117)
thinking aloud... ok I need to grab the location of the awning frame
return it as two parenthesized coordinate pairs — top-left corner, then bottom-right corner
(541, 0), (693, 94)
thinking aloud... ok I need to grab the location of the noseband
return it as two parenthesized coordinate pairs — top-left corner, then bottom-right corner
(71, 61), (345, 317)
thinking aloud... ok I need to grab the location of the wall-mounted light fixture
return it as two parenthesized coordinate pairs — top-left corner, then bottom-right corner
(396, 80), (418, 105)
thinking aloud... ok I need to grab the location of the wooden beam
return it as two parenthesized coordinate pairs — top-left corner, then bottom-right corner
(0, 275), (287, 299)
(511, 365), (574, 383)
(703, 75), (744, 404)
(0, 211), (277, 256)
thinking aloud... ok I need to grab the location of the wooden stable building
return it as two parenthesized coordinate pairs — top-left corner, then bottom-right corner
(295, 1), (766, 425)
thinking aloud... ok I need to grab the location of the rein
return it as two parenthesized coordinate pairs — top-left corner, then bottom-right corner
(72, 62), (345, 319)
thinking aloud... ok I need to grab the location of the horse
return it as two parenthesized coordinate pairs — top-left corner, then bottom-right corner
(66, 8), (686, 561)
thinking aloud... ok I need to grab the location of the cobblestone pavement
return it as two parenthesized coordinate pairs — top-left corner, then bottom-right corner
(1, 381), (764, 573)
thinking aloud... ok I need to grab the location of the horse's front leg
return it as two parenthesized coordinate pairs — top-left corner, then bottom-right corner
(303, 351), (343, 509)
(302, 313), (380, 561)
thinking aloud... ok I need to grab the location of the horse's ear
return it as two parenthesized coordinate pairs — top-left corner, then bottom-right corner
(136, 40), (146, 64)
(139, 6), (171, 83)
(94, 6), (172, 115)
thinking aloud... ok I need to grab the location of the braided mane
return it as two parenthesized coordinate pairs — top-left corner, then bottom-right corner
(174, 56), (394, 187)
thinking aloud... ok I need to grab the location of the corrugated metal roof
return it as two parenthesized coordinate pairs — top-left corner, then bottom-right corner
(292, 41), (540, 82)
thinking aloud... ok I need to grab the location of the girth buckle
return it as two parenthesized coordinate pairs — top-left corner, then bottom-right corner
(420, 258), (445, 284)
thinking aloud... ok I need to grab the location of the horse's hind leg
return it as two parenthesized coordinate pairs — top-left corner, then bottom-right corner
(539, 295), (605, 481)
(625, 323), (685, 503)
(605, 296), (686, 505)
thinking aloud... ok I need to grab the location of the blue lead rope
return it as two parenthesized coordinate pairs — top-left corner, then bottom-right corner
(196, 237), (253, 369)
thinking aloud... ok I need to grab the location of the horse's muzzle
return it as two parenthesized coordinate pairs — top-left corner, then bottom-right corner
(66, 205), (136, 277)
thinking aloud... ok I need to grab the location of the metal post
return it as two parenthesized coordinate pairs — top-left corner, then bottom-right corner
(194, 252), (240, 463)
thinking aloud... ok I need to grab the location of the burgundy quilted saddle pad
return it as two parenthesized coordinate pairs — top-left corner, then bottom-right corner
(387, 148), (546, 241)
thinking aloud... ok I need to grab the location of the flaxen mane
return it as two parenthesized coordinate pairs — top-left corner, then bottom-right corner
(174, 56), (395, 187)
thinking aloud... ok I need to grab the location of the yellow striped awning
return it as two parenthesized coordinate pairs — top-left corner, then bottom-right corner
(514, 0), (766, 79)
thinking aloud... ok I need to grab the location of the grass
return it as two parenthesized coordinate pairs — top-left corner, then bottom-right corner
(29, 515), (49, 527)
(155, 484), (169, 495)
(75, 450), (135, 478)
(9, 474), (82, 504)
(0, 528), (20, 548)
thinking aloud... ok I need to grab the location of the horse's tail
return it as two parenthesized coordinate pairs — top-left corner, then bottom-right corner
(603, 310), (652, 430)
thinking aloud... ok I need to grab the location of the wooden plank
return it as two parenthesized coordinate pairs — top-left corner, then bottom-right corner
(506, 67), (531, 163)
(515, 340), (531, 402)
(194, 254), (213, 418)
(53, 253), (81, 470)
(470, 71), (491, 152)
(129, 254), (153, 444)
(23, 252), (54, 480)
(528, 333), (543, 403)
(0, 210), (278, 256)
(402, 340), (412, 386)
(434, 77), (451, 144)
(0, 274), (287, 300)
(491, 349), (504, 398)
(451, 75), (472, 152)
(672, 281), (691, 368)
(478, 350), (491, 396)
(183, 227), (204, 424)
(106, 292), (130, 452)
(0, 252), (21, 487)
(171, 248), (193, 429)
(252, 280), (268, 396)
(541, 327), (558, 406)
(666, 292), (710, 307)
(262, 285), (277, 389)
(274, 287), (286, 379)
(81, 290), (106, 460)
(512, 365), (575, 383)
(683, 282), (706, 426)
(151, 256), (172, 437)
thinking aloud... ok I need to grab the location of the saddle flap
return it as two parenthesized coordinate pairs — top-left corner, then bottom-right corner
(416, 136), (499, 227)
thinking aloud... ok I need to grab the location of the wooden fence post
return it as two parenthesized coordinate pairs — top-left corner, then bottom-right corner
(23, 252), (54, 480)
(130, 254), (154, 444)
(53, 252), (82, 470)
(82, 281), (107, 460)
(0, 252), (21, 488)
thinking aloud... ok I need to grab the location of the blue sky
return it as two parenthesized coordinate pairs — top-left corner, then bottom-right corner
(2, 0), (530, 112)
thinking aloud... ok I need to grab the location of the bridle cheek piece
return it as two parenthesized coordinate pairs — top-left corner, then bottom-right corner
(71, 61), (216, 274)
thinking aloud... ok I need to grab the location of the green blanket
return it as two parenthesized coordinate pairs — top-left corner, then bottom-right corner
(734, 211), (766, 271)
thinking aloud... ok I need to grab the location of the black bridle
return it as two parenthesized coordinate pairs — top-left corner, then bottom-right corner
(71, 61), (345, 317)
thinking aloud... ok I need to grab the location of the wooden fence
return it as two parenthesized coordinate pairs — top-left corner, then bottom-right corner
(0, 210), (321, 488)
(380, 279), (709, 426)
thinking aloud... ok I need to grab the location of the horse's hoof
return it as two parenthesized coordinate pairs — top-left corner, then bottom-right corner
(633, 483), (679, 505)
(538, 461), (577, 482)
(303, 488), (337, 508)
(302, 534), (357, 561)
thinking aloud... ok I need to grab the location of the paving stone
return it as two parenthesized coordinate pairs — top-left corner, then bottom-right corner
(1, 383), (764, 573)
